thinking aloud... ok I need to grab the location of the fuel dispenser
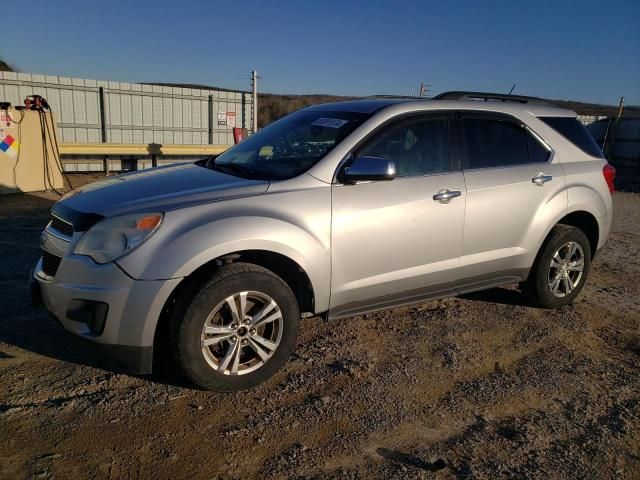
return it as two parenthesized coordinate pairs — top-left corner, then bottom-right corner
(0, 97), (65, 194)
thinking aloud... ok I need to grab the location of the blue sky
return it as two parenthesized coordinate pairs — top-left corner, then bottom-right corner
(3, 0), (639, 105)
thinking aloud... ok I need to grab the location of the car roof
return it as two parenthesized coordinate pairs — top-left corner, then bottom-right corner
(307, 97), (576, 118)
(306, 98), (417, 114)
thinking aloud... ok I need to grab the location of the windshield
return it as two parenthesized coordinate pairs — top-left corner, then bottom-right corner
(207, 110), (370, 180)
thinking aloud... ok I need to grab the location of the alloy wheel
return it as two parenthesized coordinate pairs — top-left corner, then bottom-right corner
(200, 291), (283, 375)
(548, 241), (585, 298)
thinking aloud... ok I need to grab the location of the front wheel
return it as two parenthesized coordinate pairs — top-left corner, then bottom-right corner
(171, 263), (300, 391)
(523, 225), (592, 308)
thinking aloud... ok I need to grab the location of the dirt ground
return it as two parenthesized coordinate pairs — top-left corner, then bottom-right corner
(0, 175), (639, 479)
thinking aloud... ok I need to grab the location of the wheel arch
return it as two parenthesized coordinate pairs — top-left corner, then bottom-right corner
(555, 210), (599, 258)
(152, 249), (317, 369)
(525, 209), (601, 286)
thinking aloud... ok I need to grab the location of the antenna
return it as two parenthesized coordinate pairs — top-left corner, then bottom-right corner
(508, 83), (516, 95)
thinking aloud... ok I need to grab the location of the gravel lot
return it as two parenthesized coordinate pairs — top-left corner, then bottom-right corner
(1, 175), (639, 479)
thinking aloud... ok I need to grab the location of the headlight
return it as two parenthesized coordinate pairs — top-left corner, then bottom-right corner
(74, 213), (163, 264)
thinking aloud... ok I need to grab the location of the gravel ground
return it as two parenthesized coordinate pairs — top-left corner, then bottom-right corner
(0, 175), (639, 479)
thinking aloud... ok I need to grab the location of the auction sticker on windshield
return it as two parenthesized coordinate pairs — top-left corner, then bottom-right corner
(311, 118), (349, 128)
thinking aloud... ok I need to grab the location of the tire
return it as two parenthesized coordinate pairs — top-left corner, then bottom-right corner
(170, 262), (300, 391)
(523, 224), (592, 308)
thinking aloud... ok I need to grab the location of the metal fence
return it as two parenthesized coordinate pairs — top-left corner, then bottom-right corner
(577, 114), (608, 126)
(582, 115), (640, 191)
(0, 71), (252, 171)
(0, 71), (253, 144)
(586, 118), (640, 162)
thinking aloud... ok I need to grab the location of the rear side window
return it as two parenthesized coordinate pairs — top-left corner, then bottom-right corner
(461, 118), (529, 168)
(540, 117), (604, 158)
(462, 117), (551, 169)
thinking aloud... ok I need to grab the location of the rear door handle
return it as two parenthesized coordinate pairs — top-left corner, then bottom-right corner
(433, 189), (462, 202)
(532, 173), (553, 186)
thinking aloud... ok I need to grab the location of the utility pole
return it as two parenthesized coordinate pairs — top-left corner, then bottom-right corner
(616, 96), (625, 119)
(605, 96), (625, 159)
(418, 82), (431, 97)
(251, 70), (258, 133)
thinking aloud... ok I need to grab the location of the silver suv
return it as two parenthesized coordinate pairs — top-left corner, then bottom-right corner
(32, 91), (615, 391)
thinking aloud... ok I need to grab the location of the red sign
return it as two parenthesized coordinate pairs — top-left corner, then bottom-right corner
(233, 128), (248, 144)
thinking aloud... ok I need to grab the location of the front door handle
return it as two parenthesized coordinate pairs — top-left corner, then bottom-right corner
(532, 173), (553, 186)
(433, 189), (462, 202)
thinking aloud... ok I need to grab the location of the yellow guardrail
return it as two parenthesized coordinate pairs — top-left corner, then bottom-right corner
(59, 143), (231, 156)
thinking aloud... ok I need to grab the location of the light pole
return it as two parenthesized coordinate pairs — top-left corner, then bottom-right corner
(251, 70), (258, 133)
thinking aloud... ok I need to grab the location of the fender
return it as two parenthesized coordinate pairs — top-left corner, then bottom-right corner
(565, 184), (608, 219)
(517, 184), (569, 271)
(527, 186), (608, 269)
(564, 164), (613, 251)
(526, 203), (570, 269)
(116, 184), (332, 312)
(563, 159), (612, 232)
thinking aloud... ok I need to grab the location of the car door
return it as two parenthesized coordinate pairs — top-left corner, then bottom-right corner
(456, 111), (567, 285)
(330, 113), (467, 315)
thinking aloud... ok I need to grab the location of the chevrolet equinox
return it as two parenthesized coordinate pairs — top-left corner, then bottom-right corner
(32, 91), (615, 391)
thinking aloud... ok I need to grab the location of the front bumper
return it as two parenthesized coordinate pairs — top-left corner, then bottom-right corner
(31, 254), (181, 374)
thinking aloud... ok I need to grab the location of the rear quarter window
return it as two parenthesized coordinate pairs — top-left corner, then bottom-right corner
(540, 117), (604, 158)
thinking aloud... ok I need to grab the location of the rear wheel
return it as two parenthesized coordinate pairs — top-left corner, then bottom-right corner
(171, 263), (299, 391)
(523, 225), (591, 308)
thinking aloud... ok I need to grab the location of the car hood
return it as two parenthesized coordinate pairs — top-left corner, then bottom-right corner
(56, 162), (269, 220)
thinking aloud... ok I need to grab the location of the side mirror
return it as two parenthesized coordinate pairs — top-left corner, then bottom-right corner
(341, 156), (396, 183)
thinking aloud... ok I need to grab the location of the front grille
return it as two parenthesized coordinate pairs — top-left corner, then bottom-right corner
(42, 250), (62, 277)
(49, 215), (74, 237)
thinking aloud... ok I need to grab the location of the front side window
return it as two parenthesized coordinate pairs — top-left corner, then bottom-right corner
(357, 117), (451, 177)
(462, 117), (550, 169)
(208, 110), (370, 180)
(527, 131), (551, 164)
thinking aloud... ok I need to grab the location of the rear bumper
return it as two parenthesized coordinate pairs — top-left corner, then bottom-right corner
(31, 255), (181, 374)
(594, 207), (614, 259)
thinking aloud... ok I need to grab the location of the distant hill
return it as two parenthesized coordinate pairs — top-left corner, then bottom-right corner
(550, 99), (639, 117)
(261, 95), (639, 125)
(0, 58), (15, 72)
(257, 93), (360, 128)
(259, 94), (640, 127)
(149, 82), (639, 128)
(149, 82), (359, 128)
(258, 93), (640, 126)
(1, 62), (636, 121)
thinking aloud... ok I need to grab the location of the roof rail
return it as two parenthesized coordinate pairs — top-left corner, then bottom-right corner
(433, 91), (551, 105)
(366, 95), (422, 100)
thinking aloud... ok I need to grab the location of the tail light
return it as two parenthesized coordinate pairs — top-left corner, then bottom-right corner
(603, 163), (616, 193)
